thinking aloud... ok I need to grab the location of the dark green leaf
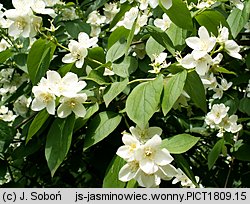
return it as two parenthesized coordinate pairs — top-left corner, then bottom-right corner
(239, 98), (250, 116)
(45, 114), (75, 176)
(108, 26), (130, 49)
(195, 10), (229, 36)
(162, 70), (187, 115)
(159, 0), (193, 30)
(0, 120), (16, 152)
(146, 25), (175, 54)
(103, 155), (126, 188)
(162, 134), (200, 154)
(74, 103), (99, 132)
(26, 110), (49, 143)
(83, 111), (122, 151)
(184, 70), (207, 112)
(208, 139), (224, 170)
(64, 20), (91, 39)
(233, 144), (250, 161)
(126, 75), (163, 129)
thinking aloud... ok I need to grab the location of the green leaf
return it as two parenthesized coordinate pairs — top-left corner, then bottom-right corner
(0, 49), (13, 63)
(126, 179), (138, 188)
(108, 26), (130, 49)
(162, 70), (187, 115)
(166, 23), (188, 50)
(126, 75), (163, 129)
(233, 144), (250, 161)
(0, 120), (16, 153)
(106, 40), (126, 62)
(239, 98), (250, 116)
(83, 111), (122, 151)
(146, 25), (175, 55)
(125, 18), (137, 55)
(195, 10), (229, 36)
(214, 67), (237, 75)
(227, 0), (250, 38)
(184, 70), (207, 112)
(27, 38), (56, 85)
(162, 134), (200, 154)
(104, 78), (129, 107)
(86, 68), (109, 85)
(145, 37), (165, 60)
(45, 114), (75, 177)
(208, 139), (224, 170)
(58, 63), (74, 76)
(159, 0), (193, 30)
(103, 155), (126, 188)
(64, 20), (91, 39)
(74, 103), (99, 132)
(113, 56), (138, 77)
(88, 47), (105, 65)
(26, 110), (49, 143)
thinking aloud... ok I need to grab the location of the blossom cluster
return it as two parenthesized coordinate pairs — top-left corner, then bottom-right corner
(179, 26), (241, 76)
(205, 103), (242, 137)
(116, 125), (200, 187)
(31, 70), (87, 118)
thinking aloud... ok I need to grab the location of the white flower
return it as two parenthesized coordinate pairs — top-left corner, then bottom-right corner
(172, 168), (197, 188)
(186, 26), (216, 60)
(149, 52), (171, 74)
(13, 95), (32, 117)
(217, 26), (242, 59)
(118, 160), (142, 182)
(61, 7), (78, 21)
(201, 73), (218, 90)
(62, 40), (88, 68)
(244, 21), (250, 33)
(87, 11), (106, 26)
(154, 13), (172, 31)
(62, 32), (97, 68)
(246, 80), (250, 98)
(221, 115), (242, 133)
(219, 78), (232, 91)
(205, 104), (229, 125)
(103, 2), (120, 23)
(46, 71), (87, 97)
(129, 125), (163, 142)
(180, 53), (212, 76)
(212, 78), (232, 99)
(116, 133), (141, 162)
(231, 0), (244, 10)
(31, 84), (56, 115)
(137, 0), (159, 10)
(103, 68), (115, 76)
(134, 135), (174, 174)
(0, 39), (10, 52)
(78, 32), (98, 48)
(57, 93), (87, 118)
(196, 0), (216, 9)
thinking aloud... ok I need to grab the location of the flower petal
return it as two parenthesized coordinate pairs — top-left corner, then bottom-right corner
(57, 103), (72, 118)
(73, 103), (86, 118)
(154, 148), (173, 166)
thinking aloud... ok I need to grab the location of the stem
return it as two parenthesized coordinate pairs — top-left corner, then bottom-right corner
(128, 78), (155, 85)
(87, 57), (103, 65)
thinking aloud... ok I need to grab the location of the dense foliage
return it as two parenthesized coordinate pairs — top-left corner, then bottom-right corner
(0, 0), (250, 188)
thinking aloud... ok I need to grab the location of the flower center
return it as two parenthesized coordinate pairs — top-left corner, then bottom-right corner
(15, 18), (27, 31)
(144, 147), (153, 157)
(41, 93), (54, 104)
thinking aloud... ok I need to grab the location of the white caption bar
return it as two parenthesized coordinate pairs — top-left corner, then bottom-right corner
(0, 188), (249, 204)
